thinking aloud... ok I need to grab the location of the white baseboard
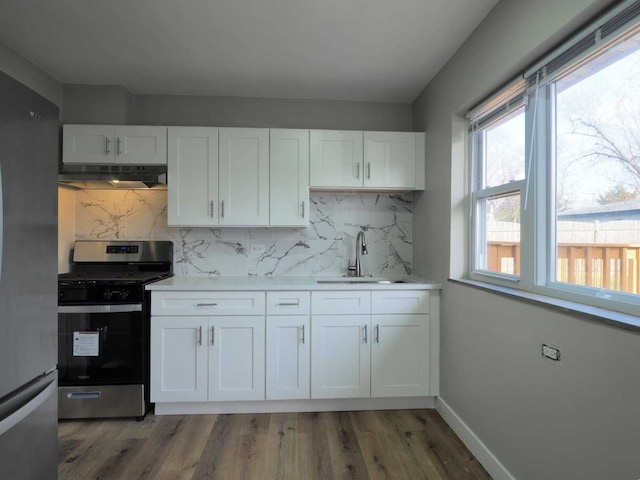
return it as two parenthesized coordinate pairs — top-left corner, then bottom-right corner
(155, 396), (435, 415)
(436, 397), (516, 480)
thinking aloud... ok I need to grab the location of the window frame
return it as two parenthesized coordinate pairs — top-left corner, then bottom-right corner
(467, 9), (640, 317)
(469, 104), (527, 285)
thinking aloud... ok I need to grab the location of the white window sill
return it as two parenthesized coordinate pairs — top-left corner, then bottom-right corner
(449, 278), (640, 332)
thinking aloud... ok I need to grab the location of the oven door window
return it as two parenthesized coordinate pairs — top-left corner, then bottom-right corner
(58, 307), (144, 385)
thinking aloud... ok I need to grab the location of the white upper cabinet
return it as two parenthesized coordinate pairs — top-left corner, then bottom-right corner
(310, 130), (425, 190)
(219, 128), (270, 226)
(63, 125), (115, 164)
(310, 130), (364, 188)
(270, 129), (309, 227)
(364, 132), (416, 189)
(63, 125), (167, 165)
(167, 127), (219, 227)
(114, 126), (167, 165)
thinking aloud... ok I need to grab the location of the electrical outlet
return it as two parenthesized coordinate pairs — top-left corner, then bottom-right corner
(250, 244), (265, 254)
(542, 344), (561, 361)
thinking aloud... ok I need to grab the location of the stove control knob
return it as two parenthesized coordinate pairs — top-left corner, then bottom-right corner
(102, 291), (113, 301)
(119, 291), (129, 301)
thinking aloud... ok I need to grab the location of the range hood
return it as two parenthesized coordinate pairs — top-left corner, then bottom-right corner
(58, 164), (167, 190)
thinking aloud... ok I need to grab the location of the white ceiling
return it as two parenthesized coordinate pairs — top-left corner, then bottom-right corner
(0, 0), (498, 103)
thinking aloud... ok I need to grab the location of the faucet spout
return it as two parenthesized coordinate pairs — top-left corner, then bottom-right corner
(354, 230), (368, 277)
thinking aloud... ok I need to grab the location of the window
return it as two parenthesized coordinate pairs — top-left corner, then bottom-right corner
(468, 0), (640, 316)
(471, 107), (525, 277)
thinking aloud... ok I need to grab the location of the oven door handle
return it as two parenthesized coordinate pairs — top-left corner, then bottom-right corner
(58, 304), (143, 314)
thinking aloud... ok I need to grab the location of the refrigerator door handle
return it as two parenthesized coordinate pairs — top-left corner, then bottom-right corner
(0, 375), (56, 436)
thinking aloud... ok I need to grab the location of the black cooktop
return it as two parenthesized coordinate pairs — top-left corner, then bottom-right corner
(58, 271), (172, 285)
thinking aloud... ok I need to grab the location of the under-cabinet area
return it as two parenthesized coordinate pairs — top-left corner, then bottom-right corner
(147, 279), (440, 415)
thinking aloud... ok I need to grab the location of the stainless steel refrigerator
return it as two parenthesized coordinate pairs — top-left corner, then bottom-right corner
(0, 71), (59, 479)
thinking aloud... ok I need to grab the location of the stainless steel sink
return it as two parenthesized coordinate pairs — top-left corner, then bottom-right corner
(316, 279), (412, 284)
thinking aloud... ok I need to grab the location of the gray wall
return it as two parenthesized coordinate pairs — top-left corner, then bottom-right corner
(412, 0), (640, 479)
(63, 87), (412, 131)
(0, 40), (62, 106)
(62, 84), (134, 124)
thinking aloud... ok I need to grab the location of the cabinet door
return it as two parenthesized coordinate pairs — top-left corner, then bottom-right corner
(270, 129), (309, 226)
(167, 127), (218, 226)
(219, 128), (269, 226)
(208, 316), (265, 401)
(115, 126), (167, 165)
(364, 132), (415, 189)
(266, 316), (310, 400)
(311, 315), (370, 399)
(62, 125), (115, 164)
(310, 130), (363, 188)
(371, 314), (429, 397)
(150, 316), (208, 403)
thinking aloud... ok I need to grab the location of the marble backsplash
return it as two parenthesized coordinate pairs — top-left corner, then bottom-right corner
(72, 190), (412, 276)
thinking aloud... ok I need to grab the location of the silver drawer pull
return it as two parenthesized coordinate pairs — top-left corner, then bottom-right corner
(67, 392), (101, 399)
(196, 303), (218, 307)
(363, 324), (368, 343)
(277, 302), (299, 306)
(300, 324), (305, 344)
(211, 326), (215, 345)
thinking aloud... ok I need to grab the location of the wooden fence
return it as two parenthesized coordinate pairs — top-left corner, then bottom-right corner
(487, 242), (640, 295)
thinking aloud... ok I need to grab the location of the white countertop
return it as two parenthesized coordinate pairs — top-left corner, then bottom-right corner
(146, 275), (441, 291)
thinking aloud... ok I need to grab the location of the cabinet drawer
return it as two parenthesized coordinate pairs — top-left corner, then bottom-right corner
(311, 291), (371, 315)
(152, 291), (265, 316)
(371, 290), (429, 314)
(267, 291), (310, 315)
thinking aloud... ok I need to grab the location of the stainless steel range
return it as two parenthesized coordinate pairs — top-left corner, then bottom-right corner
(57, 240), (173, 419)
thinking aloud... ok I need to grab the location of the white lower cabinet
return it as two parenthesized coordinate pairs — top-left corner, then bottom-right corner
(266, 315), (310, 400)
(371, 314), (430, 397)
(150, 288), (438, 410)
(151, 315), (265, 403)
(310, 291), (431, 400)
(150, 316), (208, 403)
(311, 315), (371, 399)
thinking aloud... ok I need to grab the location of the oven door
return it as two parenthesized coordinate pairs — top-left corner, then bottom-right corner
(57, 304), (144, 386)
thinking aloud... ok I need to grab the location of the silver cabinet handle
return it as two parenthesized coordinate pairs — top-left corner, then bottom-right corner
(198, 326), (202, 346)
(116, 137), (122, 156)
(363, 324), (368, 343)
(211, 326), (215, 345)
(300, 324), (305, 344)
(375, 324), (379, 343)
(277, 302), (299, 306)
(210, 200), (214, 217)
(105, 137), (111, 155)
(196, 303), (217, 307)
(356, 162), (360, 179)
(301, 201), (305, 218)
(221, 200), (225, 218)
(367, 162), (371, 179)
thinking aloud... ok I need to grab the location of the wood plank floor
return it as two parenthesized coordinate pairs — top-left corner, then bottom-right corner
(58, 409), (491, 480)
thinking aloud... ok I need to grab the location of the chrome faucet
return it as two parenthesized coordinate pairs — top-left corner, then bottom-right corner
(349, 230), (368, 277)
